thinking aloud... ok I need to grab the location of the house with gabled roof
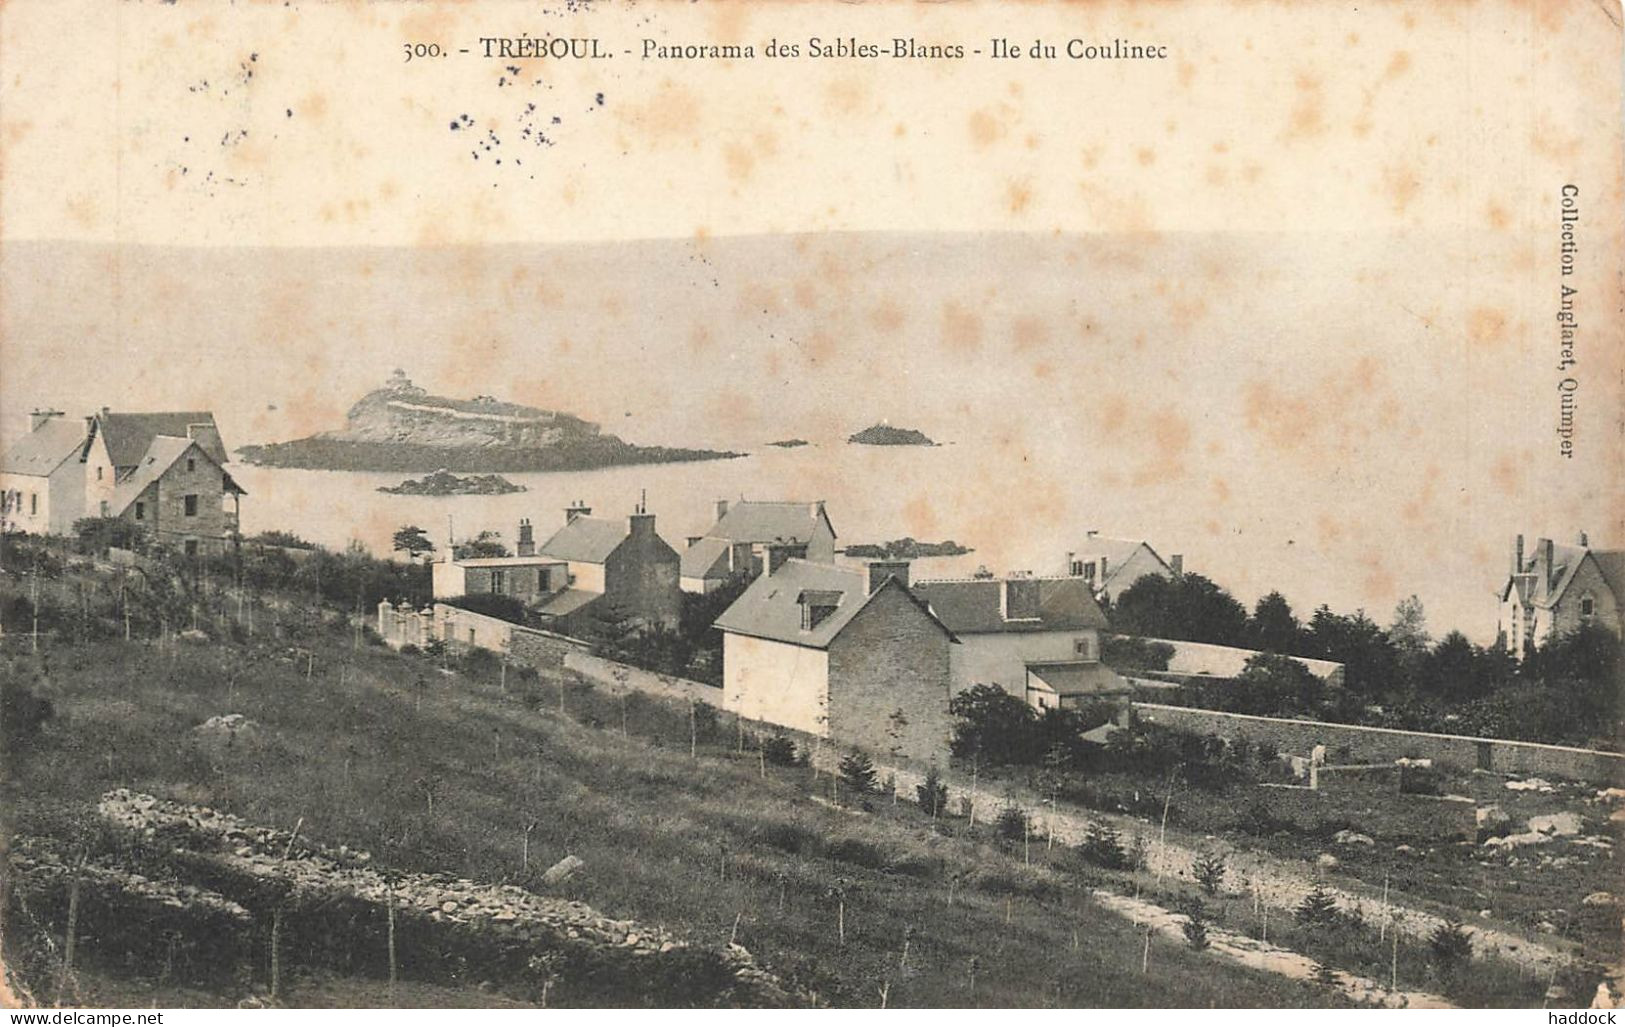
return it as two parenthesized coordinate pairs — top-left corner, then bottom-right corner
(1, 411), (90, 535)
(680, 499), (837, 593)
(715, 559), (956, 763)
(1499, 533), (1624, 657)
(529, 500), (681, 634)
(1062, 531), (1184, 603)
(913, 573), (1129, 711)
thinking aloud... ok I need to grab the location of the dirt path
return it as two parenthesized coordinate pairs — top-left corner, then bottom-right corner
(872, 761), (1576, 976)
(1089, 889), (1453, 1008)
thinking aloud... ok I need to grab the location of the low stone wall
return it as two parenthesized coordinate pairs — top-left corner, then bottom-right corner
(563, 651), (720, 706)
(1132, 702), (1625, 786)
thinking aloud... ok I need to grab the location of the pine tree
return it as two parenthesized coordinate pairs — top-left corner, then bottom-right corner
(839, 752), (877, 796)
(1296, 882), (1341, 927)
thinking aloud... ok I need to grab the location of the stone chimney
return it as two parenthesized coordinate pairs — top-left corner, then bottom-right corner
(715, 499), (730, 522)
(187, 421), (224, 460)
(1534, 537), (1555, 600)
(1170, 553), (1184, 576)
(565, 501), (592, 524)
(765, 541), (807, 575)
(1577, 530), (1589, 548)
(1512, 533), (1525, 575)
(516, 518), (535, 557)
(628, 509), (656, 538)
(29, 409), (64, 432)
(867, 560), (910, 594)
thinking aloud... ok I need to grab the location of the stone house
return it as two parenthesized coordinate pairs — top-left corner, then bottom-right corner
(432, 519), (570, 603)
(532, 501), (681, 635)
(680, 499), (837, 593)
(1499, 533), (1624, 656)
(1061, 532), (1183, 603)
(912, 573), (1129, 711)
(715, 559), (957, 763)
(1, 408), (243, 553)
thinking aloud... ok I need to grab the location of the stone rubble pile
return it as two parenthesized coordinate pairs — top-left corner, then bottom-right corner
(96, 790), (801, 1006)
(10, 835), (253, 924)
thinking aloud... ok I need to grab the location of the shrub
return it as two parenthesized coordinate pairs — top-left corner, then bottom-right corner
(1295, 883), (1342, 927)
(1078, 822), (1134, 870)
(1180, 897), (1211, 950)
(1428, 920), (1473, 968)
(994, 805), (1029, 843)
(1192, 850), (1227, 896)
(1, 676), (53, 751)
(838, 752), (876, 795)
(760, 734), (801, 767)
(915, 766), (949, 818)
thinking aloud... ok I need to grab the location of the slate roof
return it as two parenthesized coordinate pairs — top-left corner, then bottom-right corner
(714, 558), (954, 650)
(535, 588), (601, 618)
(107, 437), (244, 517)
(1026, 661), (1130, 697)
(710, 501), (833, 545)
(912, 576), (1109, 634)
(1509, 542), (1625, 610)
(0, 418), (87, 476)
(537, 516), (627, 564)
(454, 556), (566, 568)
(1066, 536), (1170, 582)
(96, 412), (227, 468)
(679, 536), (733, 579)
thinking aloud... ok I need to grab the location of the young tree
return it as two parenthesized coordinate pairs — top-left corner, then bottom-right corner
(454, 531), (510, 560)
(1428, 920), (1473, 968)
(1192, 850), (1227, 896)
(392, 525), (436, 561)
(915, 765), (949, 817)
(1388, 594), (1431, 655)
(838, 752), (877, 796)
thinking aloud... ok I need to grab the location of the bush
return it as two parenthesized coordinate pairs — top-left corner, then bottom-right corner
(915, 766), (949, 818)
(994, 805), (1029, 843)
(1428, 920), (1473, 968)
(1180, 897), (1211, 950)
(760, 734), (801, 767)
(838, 752), (876, 796)
(1295, 883), (1341, 927)
(1, 675), (53, 751)
(1192, 850), (1227, 896)
(1078, 822), (1135, 870)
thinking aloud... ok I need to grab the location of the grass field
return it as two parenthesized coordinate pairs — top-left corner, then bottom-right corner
(4, 618), (1354, 1008)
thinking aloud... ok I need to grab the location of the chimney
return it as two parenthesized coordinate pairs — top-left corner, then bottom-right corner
(1170, 554), (1184, 576)
(516, 518), (535, 557)
(1086, 529), (1099, 539)
(867, 560), (910, 594)
(628, 509), (656, 537)
(565, 501), (592, 524)
(29, 409), (64, 432)
(715, 499), (730, 522)
(811, 500), (825, 519)
(1535, 538), (1554, 600)
(765, 541), (807, 575)
(187, 421), (224, 460)
(1577, 530), (1589, 548)
(1512, 533), (1525, 575)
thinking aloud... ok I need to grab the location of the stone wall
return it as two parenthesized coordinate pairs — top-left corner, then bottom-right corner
(564, 651), (720, 705)
(826, 583), (954, 765)
(1132, 702), (1625, 785)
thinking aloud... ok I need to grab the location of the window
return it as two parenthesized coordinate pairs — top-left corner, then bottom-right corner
(469, 628), (477, 644)
(1070, 560), (1084, 576)
(1581, 593), (1595, 618)
(184, 494), (199, 517)
(96, 466), (103, 481)
(134, 501), (145, 521)
(1074, 636), (1096, 660)
(491, 569), (506, 594)
(29, 493), (37, 515)
(1081, 562), (1097, 583)
(187, 457), (196, 472)
(184, 539), (198, 557)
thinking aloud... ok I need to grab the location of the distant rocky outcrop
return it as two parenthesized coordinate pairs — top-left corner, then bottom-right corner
(239, 372), (744, 472)
(847, 423), (936, 447)
(765, 439), (809, 449)
(842, 538), (972, 559)
(379, 469), (526, 496)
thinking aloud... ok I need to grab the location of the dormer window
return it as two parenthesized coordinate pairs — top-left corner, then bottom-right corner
(798, 589), (842, 630)
(1001, 578), (1041, 621)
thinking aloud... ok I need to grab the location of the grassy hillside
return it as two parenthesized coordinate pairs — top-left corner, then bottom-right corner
(3, 620), (1347, 1008)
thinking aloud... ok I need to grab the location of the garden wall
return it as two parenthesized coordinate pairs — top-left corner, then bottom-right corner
(563, 651), (720, 706)
(1132, 702), (1625, 785)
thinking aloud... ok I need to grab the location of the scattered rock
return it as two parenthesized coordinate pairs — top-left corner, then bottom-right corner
(1506, 778), (1555, 793)
(542, 855), (584, 886)
(1528, 812), (1583, 837)
(1316, 853), (1340, 868)
(1595, 788), (1625, 803)
(1394, 844), (1416, 855)
(1476, 805), (1511, 836)
(1482, 831), (1554, 850)
(1582, 892), (1617, 908)
(1332, 830), (1375, 847)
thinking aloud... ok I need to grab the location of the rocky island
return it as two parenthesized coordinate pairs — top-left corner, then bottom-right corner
(766, 438), (810, 448)
(378, 469), (526, 496)
(848, 422), (937, 446)
(238, 372), (745, 472)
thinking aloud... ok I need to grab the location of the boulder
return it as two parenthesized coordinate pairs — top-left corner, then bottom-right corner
(1332, 830), (1375, 847)
(1582, 892), (1617, 908)
(1528, 812), (1583, 837)
(542, 855), (584, 886)
(1316, 852), (1340, 869)
(1482, 831), (1553, 850)
(1506, 778), (1555, 793)
(1476, 805), (1511, 835)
